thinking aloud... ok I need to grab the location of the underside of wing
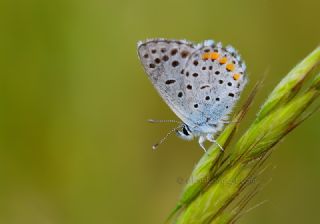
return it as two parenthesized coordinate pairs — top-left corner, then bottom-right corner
(180, 42), (248, 133)
(137, 39), (199, 126)
(137, 39), (248, 133)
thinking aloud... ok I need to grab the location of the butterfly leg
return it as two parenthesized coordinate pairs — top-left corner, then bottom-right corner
(206, 134), (224, 151)
(198, 136), (207, 153)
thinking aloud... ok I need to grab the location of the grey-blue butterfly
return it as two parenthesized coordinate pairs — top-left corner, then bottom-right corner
(137, 39), (247, 151)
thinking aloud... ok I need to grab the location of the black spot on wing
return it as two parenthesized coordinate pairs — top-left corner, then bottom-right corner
(165, 80), (176, 85)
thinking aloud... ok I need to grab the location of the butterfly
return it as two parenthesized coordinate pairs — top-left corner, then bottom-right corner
(137, 39), (247, 151)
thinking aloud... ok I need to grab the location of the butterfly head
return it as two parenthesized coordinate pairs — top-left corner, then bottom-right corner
(176, 124), (194, 141)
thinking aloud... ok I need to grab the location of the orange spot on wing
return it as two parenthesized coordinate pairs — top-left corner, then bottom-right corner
(202, 53), (210, 60)
(233, 73), (241, 80)
(226, 63), (235, 71)
(210, 52), (219, 60)
(219, 57), (227, 64)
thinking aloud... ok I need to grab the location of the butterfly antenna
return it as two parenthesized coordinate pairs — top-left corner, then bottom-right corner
(152, 125), (183, 150)
(148, 119), (180, 124)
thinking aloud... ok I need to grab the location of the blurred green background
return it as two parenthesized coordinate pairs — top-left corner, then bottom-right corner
(0, 0), (319, 223)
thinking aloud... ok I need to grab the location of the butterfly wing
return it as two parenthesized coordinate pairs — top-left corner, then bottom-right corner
(137, 39), (200, 127)
(181, 42), (248, 133)
(137, 39), (247, 133)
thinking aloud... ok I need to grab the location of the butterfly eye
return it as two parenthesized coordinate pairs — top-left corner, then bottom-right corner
(182, 127), (190, 136)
